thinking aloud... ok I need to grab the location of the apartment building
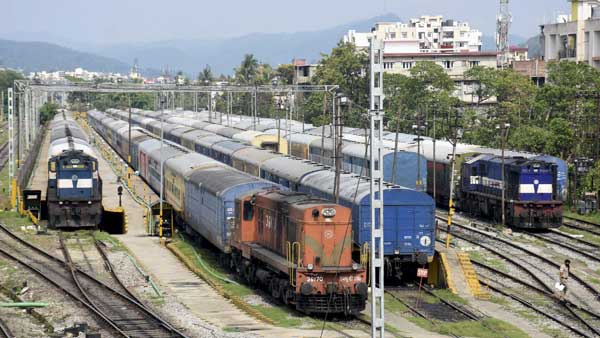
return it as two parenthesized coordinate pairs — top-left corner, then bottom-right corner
(541, 0), (600, 69)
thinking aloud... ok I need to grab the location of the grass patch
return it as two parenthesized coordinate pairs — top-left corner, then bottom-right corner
(559, 226), (600, 246)
(516, 309), (538, 321)
(0, 211), (33, 228)
(384, 292), (408, 313)
(169, 235), (320, 328)
(468, 250), (508, 273)
(0, 165), (11, 208)
(408, 316), (528, 338)
(542, 326), (569, 338)
(93, 230), (127, 251)
(564, 210), (600, 225)
(488, 295), (510, 306)
(431, 289), (468, 305)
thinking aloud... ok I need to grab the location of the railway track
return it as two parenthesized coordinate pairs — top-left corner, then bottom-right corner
(528, 230), (600, 263)
(473, 258), (600, 338)
(437, 219), (600, 337)
(384, 288), (462, 338)
(563, 216), (600, 237)
(0, 223), (188, 338)
(0, 317), (13, 338)
(439, 215), (600, 305)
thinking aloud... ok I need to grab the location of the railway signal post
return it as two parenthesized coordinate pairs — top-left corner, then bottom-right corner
(369, 35), (385, 338)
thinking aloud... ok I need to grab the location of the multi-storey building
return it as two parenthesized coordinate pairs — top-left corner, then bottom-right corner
(344, 15), (482, 54)
(541, 0), (600, 68)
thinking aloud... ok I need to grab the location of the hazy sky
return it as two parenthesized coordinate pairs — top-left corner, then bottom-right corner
(3, 0), (570, 45)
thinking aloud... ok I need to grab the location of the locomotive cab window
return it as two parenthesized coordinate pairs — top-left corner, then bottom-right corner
(243, 200), (254, 221)
(49, 161), (57, 172)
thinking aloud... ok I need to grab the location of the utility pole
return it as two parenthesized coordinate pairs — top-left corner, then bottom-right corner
(445, 109), (463, 248)
(412, 114), (426, 192)
(432, 109), (437, 203)
(496, 123), (511, 226)
(369, 35), (385, 338)
(8, 88), (16, 210)
(159, 92), (166, 239)
(127, 95), (133, 187)
(333, 93), (345, 204)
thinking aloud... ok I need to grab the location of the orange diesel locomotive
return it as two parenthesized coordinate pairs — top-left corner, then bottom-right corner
(231, 190), (367, 315)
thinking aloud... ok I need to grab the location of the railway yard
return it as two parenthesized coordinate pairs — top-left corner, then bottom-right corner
(0, 104), (597, 338)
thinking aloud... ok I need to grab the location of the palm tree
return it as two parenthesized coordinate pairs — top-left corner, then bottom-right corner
(197, 64), (213, 85)
(235, 54), (259, 84)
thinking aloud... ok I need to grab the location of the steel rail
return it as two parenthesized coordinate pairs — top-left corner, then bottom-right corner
(384, 289), (461, 338)
(438, 215), (600, 301)
(0, 224), (187, 338)
(0, 317), (14, 338)
(480, 281), (593, 338)
(528, 232), (600, 263)
(563, 217), (600, 236)
(0, 244), (122, 337)
(437, 229), (600, 337)
(58, 231), (185, 338)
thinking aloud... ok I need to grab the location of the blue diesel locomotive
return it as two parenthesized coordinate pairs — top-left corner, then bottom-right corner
(458, 154), (563, 228)
(47, 112), (102, 228)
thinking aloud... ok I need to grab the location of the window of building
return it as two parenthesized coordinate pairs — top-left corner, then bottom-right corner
(390, 32), (396, 39)
(402, 32), (408, 39)
(384, 62), (394, 70)
(469, 61), (480, 68)
(402, 62), (414, 69)
(418, 32), (425, 39)
(442, 61), (454, 69)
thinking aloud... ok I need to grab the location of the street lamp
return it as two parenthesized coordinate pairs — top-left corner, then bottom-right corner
(495, 123), (511, 227)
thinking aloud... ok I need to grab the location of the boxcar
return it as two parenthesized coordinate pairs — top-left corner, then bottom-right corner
(298, 170), (436, 265)
(183, 166), (278, 252)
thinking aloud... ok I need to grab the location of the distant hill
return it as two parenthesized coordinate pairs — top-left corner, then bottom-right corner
(481, 34), (528, 51)
(521, 35), (542, 58)
(94, 13), (402, 76)
(0, 39), (131, 73)
(0, 39), (160, 76)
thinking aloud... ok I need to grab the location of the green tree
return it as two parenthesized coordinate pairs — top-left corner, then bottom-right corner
(0, 70), (24, 115)
(197, 65), (213, 85)
(545, 118), (574, 158)
(276, 64), (295, 85)
(311, 41), (369, 127)
(235, 54), (260, 84)
(464, 66), (498, 105)
(39, 102), (59, 124)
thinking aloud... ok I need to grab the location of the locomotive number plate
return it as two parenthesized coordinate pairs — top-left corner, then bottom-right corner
(306, 276), (324, 282)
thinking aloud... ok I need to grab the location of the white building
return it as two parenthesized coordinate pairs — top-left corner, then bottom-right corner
(344, 15), (482, 54)
(541, 0), (600, 68)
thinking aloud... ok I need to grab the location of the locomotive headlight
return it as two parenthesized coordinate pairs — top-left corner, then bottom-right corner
(352, 262), (360, 271)
(322, 208), (336, 218)
(420, 236), (431, 247)
(59, 201), (63, 205)
(88, 201), (92, 205)
(307, 263), (314, 271)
